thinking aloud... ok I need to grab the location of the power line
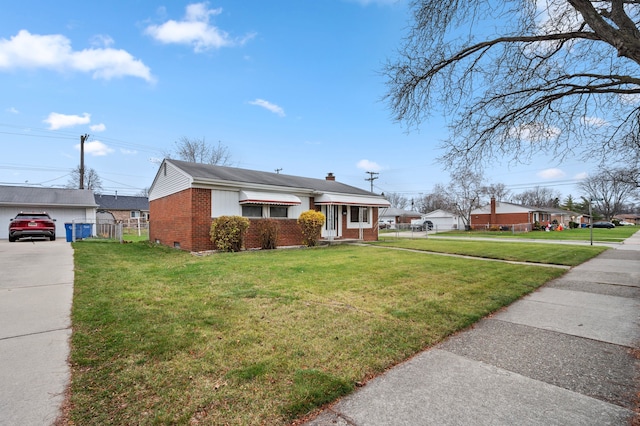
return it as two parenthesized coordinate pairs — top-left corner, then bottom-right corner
(365, 171), (379, 193)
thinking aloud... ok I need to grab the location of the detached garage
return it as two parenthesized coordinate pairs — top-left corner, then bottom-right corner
(0, 185), (97, 240)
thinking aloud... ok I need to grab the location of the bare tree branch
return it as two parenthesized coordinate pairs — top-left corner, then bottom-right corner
(384, 0), (640, 170)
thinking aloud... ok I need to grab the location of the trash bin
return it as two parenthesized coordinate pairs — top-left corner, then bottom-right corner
(80, 223), (93, 239)
(65, 223), (92, 241)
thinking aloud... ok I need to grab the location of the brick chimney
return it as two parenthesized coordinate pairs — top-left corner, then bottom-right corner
(325, 172), (335, 181)
(490, 197), (497, 225)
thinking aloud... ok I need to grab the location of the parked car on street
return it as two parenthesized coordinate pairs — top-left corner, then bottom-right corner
(8, 212), (56, 242)
(410, 220), (434, 231)
(590, 221), (615, 229)
(618, 220), (634, 226)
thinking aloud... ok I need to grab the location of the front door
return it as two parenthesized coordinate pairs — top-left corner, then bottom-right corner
(321, 205), (341, 240)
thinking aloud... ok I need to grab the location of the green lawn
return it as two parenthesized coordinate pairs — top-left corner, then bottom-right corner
(370, 239), (607, 266)
(67, 241), (588, 425)
(382, 225), (638, 243)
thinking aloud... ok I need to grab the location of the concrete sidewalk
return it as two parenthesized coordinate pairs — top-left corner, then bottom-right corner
(307, 231), (640, 425)
(0, 240), (74, 426)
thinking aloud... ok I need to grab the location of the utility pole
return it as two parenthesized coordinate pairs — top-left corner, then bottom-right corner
(79, 134), (89, 189)
(275, 168), (282, 174)
(365, 171), (379, 193)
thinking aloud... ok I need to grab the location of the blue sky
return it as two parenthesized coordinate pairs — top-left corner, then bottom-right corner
(0, 1), (594, 200)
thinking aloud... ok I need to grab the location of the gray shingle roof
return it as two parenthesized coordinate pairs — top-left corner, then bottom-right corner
(168, 159), (378, 197)
(0, 185), (97, 207)
(94, 194), (149, 211)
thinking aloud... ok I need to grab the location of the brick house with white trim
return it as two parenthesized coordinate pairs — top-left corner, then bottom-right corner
(148, 159), (390, 252)
(470, 198), (588, 230)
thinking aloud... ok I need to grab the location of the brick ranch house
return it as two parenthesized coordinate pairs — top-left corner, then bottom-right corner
(148, 159), (391, 252)
(94, 194), (149, 224)
(470, 198), (589, 230)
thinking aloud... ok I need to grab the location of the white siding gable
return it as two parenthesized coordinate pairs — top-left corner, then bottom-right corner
(149, 161), (193, 201)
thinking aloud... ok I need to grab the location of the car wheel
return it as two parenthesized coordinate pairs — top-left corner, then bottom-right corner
(50, 235), (56, 241)
(9, 235), (16, 242)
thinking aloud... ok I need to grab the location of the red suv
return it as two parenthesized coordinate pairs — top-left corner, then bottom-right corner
(8, 212), (57, 242)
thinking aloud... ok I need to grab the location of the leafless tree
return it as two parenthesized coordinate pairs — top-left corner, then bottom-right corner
(384, 1), (640, 170)
(578, 168), (639, 219)
(443, 170), (485, 229)
(137, 187), (150, 197)
(384, 192), (410, 209)
(66, 166), (103, 192)
(416, 184), (450, 213)
(512, 186), (561, 207)
(481, 183), (510, 201)
(168, 137), (232, 165)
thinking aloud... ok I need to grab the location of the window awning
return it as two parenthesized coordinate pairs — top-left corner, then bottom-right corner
(315, 193), (391, 207)
(239, 190), (301, 206)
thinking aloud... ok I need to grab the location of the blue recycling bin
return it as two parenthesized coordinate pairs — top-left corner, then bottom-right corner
(65, 223), (93, 241)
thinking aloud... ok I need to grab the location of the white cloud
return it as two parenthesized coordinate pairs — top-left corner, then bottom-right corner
(356, 159), (382, 172)
(6, 106), (18, 114)
(44, 112), (90, 130)
(581, 116), (607, 127)
(508, 122), (561, 142)
(537, 168), (565, 179)
(74, 140), (114, 156)
(0, 30), (154, 82)
(574, 171), (588, 180)
(90, 123), (106, 132)
(248, 99), (285, 117)
(121, 148), (137, 155)
(145, 3), (254, 52)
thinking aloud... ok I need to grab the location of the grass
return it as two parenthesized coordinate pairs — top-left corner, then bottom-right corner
(370, 239), (607, 266)
(412, 225), (638, 243)
(68, 241), (585, 425)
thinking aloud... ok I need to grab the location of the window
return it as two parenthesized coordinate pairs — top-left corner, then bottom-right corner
(349, 206), (369, 223)
(130, 211), (140, 218)
(242, 205), (263, 217)
(270, 206), (288, 218)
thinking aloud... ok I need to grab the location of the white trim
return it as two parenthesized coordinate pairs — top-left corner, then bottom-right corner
(315, 193), (390, 207)
(239, 190), (301, 206)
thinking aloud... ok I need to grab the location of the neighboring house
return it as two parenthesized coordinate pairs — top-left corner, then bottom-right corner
(614, 213), (640, 225)
(378, 207), (421, 228)
(421, 209), (465, 231)
(94, 194), (149, 224)
(0, 185), (97, 240)
(148, 159), (391, 252)
(470, 198), (588, 230)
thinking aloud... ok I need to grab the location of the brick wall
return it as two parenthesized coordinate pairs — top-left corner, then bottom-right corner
(150, 189), (191, 250)
(340, 207), (380, 241)
(244, 218), (302, 249)
(150, 188), (214, 252)
(471, 212), (531, 228)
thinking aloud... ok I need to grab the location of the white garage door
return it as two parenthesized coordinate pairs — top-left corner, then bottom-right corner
(0, 206), (90, 239)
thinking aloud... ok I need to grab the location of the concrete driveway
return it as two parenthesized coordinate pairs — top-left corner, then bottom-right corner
(0, 239), (74, 425)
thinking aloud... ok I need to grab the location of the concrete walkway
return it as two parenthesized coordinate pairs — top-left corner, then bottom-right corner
(306, 231), (640, 425)
(0, 240), (74, 426)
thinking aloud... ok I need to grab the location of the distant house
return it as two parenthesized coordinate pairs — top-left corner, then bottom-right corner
(422, 209), (465, 231)
(148, 159), (390, 251)
(378, 207), (421, 228)
(614, 213), (640, 225)
(470, 198), (588, 230)
(0, 185), (97, 240)
(94, 194), (149, 225)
